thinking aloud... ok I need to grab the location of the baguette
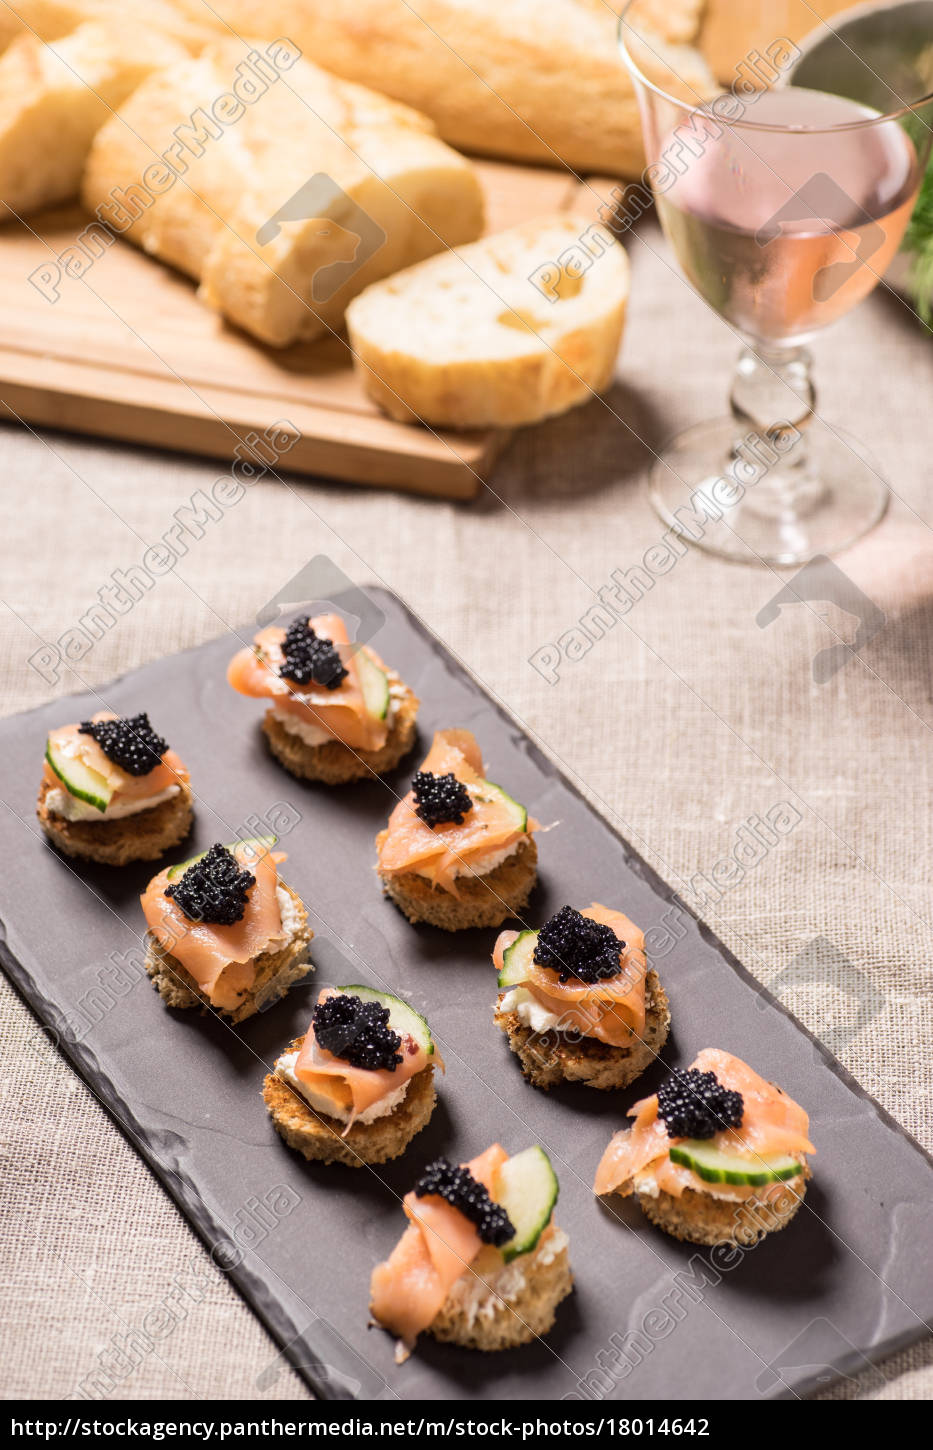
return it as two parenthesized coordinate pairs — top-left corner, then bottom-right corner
(699, 1), (860, 85)
(346, 215), (629, 428)
(0, 1), (217, 55)
(195, 0), (712, 177)
(82, 38), (485, 346)
(0, 21), (189, 218)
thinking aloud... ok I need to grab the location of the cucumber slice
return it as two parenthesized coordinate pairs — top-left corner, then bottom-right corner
(669, 1140), (803, 1187)
(497, 930), (538, 989)
(356, 651), (390, 721)
(494, 1146), (559, 1263)
(475, 779), (527, 831)
(336, 985), (434, 1056)
(166, 835), (276, 881)
(45, 739), (113, 813)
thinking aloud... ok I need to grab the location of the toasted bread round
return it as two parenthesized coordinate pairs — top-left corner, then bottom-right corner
(378, 835), (538, 931)
(262, 677), (419, 785)
(263, 1037), (437, 1167)
(428, 1229), (573, 1352)
(495, 968), (670, 1091)
(636, 1163), (810, 1247)
(37, 774), (194, 866)
(144, 883), (312, 1024)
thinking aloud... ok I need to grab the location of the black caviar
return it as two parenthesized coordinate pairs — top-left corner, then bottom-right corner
(78, 712), (167, 776)
(278, 616), (348, 690)
(412, 770), (474, 828)
(312, 993), (403, 1072)
(657, 1068), (744, 1140)
(164, 844), (255, 926)
(414, 1157), (515, 1247)
(532, 904), (623, 984)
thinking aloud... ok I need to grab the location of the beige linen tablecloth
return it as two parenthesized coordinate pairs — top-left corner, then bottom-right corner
(2, 215), (931, 1401)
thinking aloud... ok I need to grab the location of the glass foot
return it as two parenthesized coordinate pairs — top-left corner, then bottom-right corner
(646, 417), (888, 566)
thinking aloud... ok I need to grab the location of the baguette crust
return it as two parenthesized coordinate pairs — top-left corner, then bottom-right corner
(378, 836), (538, 931)
(636, 1164), (811, 1247)
(263, 1038), (436, 1166)
(144, 882), (312, 1023)
(428, 1233), (573, 1351)
(37, 774), (194, 865)
(0, 1), (216, 56)
(202, 1), (711, 177)
(495, 968), (670, 1090)
(261, 678), (419, 785)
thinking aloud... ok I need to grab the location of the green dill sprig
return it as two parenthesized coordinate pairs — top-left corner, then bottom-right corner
(903, 155), (933, 327)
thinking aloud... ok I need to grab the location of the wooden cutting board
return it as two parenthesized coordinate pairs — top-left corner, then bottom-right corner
(0, 163), (621, 499)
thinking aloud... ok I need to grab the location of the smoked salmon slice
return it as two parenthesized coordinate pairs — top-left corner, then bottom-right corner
(493, 904), (647, 1046)
(47, 714), (187, 804)
(377, 730), (536, 896)
(370, 1144), (508, 1357)
(293, 987), (443, 1133)
(227, 613), (388, 752)
(141, 842), (287, 1012)
(594, 1049), (815, 1199)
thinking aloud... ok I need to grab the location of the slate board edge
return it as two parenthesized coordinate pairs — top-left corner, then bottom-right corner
(0, 584), (929, 1401)
(0, 926), (336, 1400)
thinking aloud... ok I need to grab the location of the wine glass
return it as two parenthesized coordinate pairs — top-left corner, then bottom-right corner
(618, 0), (933, 565)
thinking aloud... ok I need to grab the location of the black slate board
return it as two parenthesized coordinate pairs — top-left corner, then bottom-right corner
(1, 587), (931, 1402)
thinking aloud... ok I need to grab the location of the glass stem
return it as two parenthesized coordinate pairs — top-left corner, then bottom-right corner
(728, 346), (825, 521)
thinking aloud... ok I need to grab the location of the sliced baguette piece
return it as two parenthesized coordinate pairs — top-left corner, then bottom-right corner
(0, 20), (189, 219)
(346, 216), (630, 429)
(199, 1), (712, 177)
(82, 39), (484, 347)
